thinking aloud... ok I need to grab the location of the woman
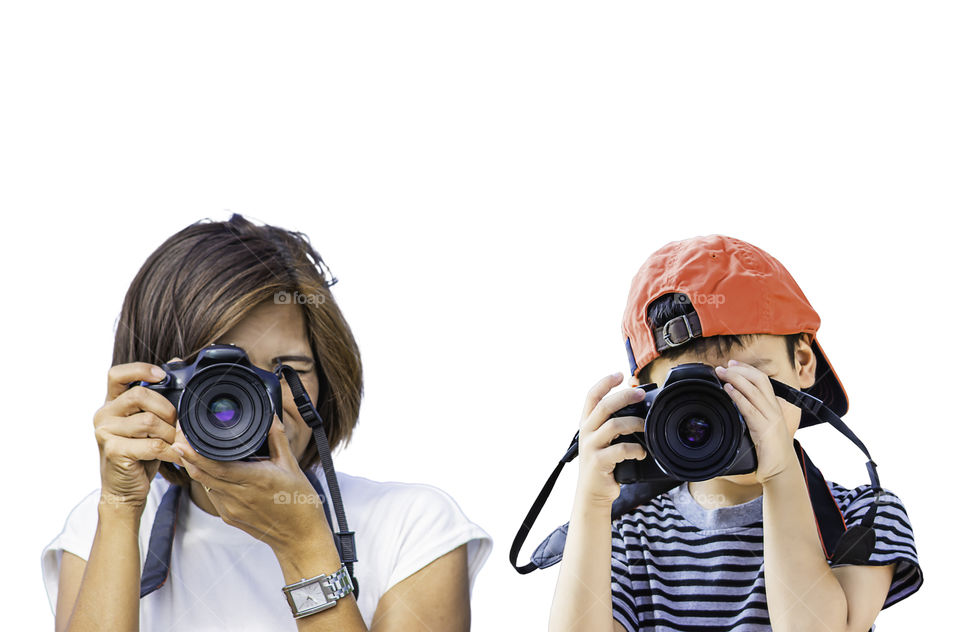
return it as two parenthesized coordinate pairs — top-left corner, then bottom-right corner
(42, 214), (491, 631)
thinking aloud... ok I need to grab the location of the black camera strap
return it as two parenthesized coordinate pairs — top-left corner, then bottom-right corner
(769, 379), (882, 563)
(509, 433), (579, 574)
(277, 365), (358, 595)
(511, 380), (883, 574)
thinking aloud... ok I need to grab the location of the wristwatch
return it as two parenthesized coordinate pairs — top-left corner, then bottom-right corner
(282, 564), (354, 618)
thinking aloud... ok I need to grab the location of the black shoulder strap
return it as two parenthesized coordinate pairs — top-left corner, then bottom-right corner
(508, 430), (681, 573)
(510, 379), (883, 574)
(278, 365), (358, 595)
(770, 379), (881, 535)
(509, 433), (580, 574)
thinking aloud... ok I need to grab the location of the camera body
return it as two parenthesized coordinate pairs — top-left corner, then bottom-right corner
(611, 362), (757, 484)
(138, 344), (283, 461)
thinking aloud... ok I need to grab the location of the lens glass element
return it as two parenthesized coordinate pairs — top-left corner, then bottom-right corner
(208, 395), (241, 429)
(677, 416), (712, 448)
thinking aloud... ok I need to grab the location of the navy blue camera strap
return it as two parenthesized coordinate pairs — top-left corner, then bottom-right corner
(140, 364), (354, 599)
(139, 471), (333, 598)
(139, 481), (182, 597)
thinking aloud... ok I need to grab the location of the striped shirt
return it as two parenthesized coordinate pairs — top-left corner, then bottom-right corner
(610, 481), (922, 631)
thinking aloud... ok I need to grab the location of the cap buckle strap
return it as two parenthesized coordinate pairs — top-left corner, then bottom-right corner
(662, 314), (694, 348)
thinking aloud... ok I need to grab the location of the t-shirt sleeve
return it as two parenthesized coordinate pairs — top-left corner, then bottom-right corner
(383, 483), (492, 595)
(832, 484), (923, 608)
(40, 489), (103, 614)
(611, 521), (639, 632)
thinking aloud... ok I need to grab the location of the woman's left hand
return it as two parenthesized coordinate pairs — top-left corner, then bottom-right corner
(171, 416), (329, 554)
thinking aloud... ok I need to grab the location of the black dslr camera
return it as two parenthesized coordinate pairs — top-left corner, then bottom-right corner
(137, 344), (283, 461)
(611, 362), (757, 483)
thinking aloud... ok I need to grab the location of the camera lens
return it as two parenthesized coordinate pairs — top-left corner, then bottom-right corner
(677, 416), (712, 448)
(642, 365), (748, 481)
(207, 395), (241, 429)
(179, 364), (275, 461)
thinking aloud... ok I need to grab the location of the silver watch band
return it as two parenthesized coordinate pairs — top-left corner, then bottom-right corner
(282, 564), (354, 618)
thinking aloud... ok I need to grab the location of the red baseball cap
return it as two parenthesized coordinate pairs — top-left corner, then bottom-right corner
(621, 234), (847, 428)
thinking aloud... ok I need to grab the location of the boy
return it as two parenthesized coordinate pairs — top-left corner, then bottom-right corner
(548, 235), (921, 631)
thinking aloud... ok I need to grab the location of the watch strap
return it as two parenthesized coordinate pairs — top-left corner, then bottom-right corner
(282, 564), (354, 619)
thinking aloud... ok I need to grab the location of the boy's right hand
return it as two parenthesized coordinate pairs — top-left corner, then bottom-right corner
(575, 372), (648, 508)
(93, 362), (183, 512)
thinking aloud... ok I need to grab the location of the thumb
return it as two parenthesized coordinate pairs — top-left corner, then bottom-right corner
(267, 416), (298, 468)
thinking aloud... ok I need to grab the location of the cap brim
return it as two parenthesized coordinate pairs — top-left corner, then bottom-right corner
(800, 337), (849, 428)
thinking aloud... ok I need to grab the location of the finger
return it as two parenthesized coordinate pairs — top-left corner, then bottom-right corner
(103, 436), (183, 465)
(727, 360), (778, 402)
(581, 373), (624, 420)
(586, 416), (645, 451)
(105, 386), (177, 425)
(720, 378), (764, 423)
(98, 411), (177, 444)
(106, 362), (167, 402)
(174, 454), (221, 494)
(267, 416), (298, 469)
(716, 365), (778, 420)
(595, 441), (648, 473)
(583, 386), (647, 434)
(172, 426), (255, 485)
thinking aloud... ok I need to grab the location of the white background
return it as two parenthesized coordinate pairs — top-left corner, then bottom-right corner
(1, 2), (956, 629)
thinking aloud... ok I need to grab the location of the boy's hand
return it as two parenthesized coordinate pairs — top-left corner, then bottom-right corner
(714, 360), (795, 484)
(575, 373), (649, 508)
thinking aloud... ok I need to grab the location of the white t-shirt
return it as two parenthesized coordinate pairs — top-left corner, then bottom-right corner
(41, 468), (492, 630)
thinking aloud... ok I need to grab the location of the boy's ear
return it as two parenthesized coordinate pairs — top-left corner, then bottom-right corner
(796, 333), (817, 389)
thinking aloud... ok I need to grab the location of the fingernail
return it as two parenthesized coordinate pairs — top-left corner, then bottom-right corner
(172, 443), (187, 457)
(716, 366), (727, 374)
(728, 360), (738, 366)
(151, 367), (166, 378)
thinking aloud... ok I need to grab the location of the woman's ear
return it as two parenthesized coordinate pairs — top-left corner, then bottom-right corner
(795, 333), (817, 389)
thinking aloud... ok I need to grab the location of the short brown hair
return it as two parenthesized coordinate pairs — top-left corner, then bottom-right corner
(112, 214), (363, 486)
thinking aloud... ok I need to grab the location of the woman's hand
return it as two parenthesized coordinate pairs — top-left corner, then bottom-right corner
(172, 417), (330, 554)
(94, 362), (183, 511)
(574, 372), (649, 508)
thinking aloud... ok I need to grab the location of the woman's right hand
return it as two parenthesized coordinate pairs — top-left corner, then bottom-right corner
(575, 372), (649, 508)
(93, 362), (182, 511)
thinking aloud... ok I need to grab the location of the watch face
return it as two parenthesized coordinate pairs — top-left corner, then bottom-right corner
(294, 582), (329, 610)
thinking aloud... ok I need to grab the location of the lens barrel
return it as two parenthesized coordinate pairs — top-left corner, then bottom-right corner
(643, 373), (745, 481)
(178, 363), (275, 461)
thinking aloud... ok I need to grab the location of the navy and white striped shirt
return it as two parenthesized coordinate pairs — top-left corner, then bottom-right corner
(610, 481), (922, 631)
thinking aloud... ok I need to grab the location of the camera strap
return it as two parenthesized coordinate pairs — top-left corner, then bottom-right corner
(140, 469), (339, 598)
(140, 368), (359, 599)
(510, 380), (882, 574)
(277, 365), (359, 596)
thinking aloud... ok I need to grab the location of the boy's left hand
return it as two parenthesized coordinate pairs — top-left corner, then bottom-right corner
(714, 360), (795, 484)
